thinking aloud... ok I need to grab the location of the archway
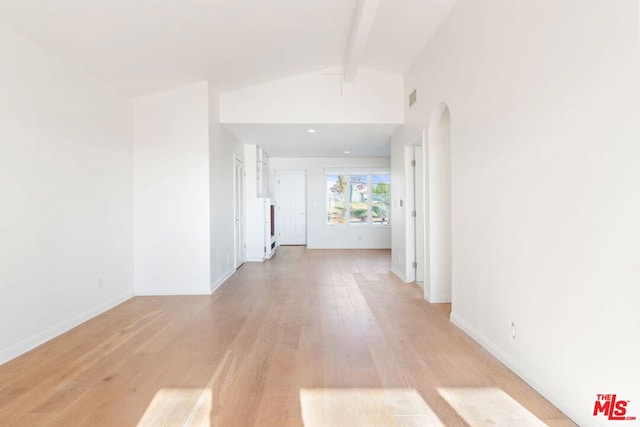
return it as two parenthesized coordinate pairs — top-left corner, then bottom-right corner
(426, 103), (451, 303)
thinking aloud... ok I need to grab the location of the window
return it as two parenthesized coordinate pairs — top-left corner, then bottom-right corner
(327, 175), (346, 224)
(349, 175), (369, 224)
(371, 174), (391, 225)
(326, 173), (390, 226)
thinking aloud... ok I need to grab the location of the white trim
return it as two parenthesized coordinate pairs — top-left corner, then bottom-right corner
(0, 291), (134, 366)
(390, 265), (407, 282)
(324, 167), (390, 175)
(246, 257), (265, 262)
(425, 293), (451, 303)
(325, 223), (391, 229)
(306, 245), (391, 250)
(450, 312), (588, 427)
(135, 288), (210, 296)
(211, 268), (235, 294)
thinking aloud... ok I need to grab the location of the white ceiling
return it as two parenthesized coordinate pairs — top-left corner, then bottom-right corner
(224, 124), (399, 158)
(0, 0), (457, 96)
(0, 0), (457, 157)
(0, 0), (358, 95)
(361, 0), (458, 73)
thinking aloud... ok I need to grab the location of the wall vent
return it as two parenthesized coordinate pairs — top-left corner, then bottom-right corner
(409, 89), (417, 107)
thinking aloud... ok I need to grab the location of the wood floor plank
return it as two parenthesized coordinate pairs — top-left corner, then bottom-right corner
(0, 247), (576, 426)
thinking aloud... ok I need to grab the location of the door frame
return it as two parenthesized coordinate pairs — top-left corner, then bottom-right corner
(405, 133), (427, 286)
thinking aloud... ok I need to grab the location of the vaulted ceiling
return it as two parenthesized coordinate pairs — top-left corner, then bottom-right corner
(0, 0), (457, 96)
(1, 0), (457, 157)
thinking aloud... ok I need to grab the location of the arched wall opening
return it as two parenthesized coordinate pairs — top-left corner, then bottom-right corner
(426, 103), (452, 303)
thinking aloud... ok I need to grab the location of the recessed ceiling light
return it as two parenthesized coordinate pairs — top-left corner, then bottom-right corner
(344, 150), (351, 154)
(307, 129), (316, 133)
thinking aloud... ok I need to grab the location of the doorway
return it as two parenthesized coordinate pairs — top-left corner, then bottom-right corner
(277, 171), (307, 245)
(234, 157), (246, 268)
(405, 138), (426, 287)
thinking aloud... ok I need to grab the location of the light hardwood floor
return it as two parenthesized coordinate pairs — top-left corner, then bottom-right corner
(0, 247), (575, 426)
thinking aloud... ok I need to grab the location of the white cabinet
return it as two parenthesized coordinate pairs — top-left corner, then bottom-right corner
(256, 146), (269, 198)
(245, 144), (275, 261)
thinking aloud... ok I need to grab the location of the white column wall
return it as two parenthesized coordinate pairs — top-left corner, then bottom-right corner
(208, 87), (244, 290)
(133, 82), (211, 295)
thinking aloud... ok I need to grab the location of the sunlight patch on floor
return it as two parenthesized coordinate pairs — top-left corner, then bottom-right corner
(137, 388), (212, 427)
(299, 388), (443, 427)
(437, 387), (546, 427)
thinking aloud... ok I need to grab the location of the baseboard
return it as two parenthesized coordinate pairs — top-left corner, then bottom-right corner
(0, 291), (134, 366)
(211, 269), (234, 294)
(426, 293), (451, 303)
(137, 270), (237, 296)
(246, 257), (265, 262)
(390, 265), (407, 282)
(307, 246), (392, 250)
(449, 312), (589, 427)
(134, 288), (211, 296)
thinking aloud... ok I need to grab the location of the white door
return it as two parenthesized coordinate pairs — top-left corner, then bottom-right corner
(278, 172), (306, 245)
(234, 158), (246, 268)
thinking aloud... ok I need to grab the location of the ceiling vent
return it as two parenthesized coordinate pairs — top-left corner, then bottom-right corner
(409, 89), (417, 107)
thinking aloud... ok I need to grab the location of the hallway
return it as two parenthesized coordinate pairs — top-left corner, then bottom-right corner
(0, 247), (573, 426)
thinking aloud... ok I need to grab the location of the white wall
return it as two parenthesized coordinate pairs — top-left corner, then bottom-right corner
(220, 67), (403, 124)
(270, 157), (391, 249)
(208, 87), (244, 290)
(0, 24), (133, 364)
(133, 82), (211, 295)
(401, 1), (640, 425)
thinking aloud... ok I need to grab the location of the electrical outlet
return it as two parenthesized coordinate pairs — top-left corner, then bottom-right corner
(510, 321), (516, 339)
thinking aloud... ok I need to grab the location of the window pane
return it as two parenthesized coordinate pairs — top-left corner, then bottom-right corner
(327, 175), (346, 224)
(349, 175), (369, 224)
(371, 174), (391, 225)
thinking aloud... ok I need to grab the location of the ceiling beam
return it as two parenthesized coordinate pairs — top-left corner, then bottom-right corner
(343, 0), (380, 83)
